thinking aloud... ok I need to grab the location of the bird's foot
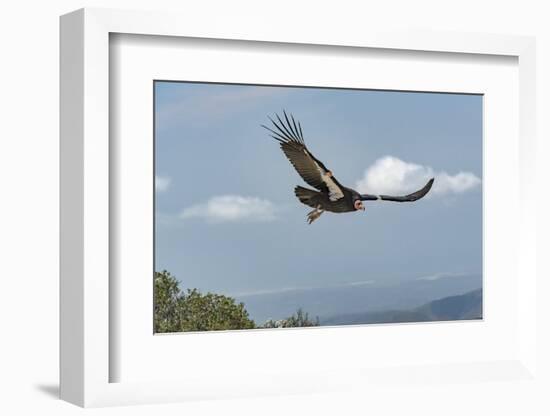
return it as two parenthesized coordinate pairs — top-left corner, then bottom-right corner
(307, 209), (324, 224)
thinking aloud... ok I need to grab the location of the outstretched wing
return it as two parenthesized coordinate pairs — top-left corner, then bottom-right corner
(262, 112), (345, 202)
(360, 178), (435, 202)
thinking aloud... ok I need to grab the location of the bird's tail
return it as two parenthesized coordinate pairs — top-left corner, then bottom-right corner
(294, 186), (320, 208)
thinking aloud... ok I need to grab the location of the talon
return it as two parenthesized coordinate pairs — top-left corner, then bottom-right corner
(306, 206), (324, 224)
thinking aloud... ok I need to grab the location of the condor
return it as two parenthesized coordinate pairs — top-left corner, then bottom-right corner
(262, 112), (434, 224)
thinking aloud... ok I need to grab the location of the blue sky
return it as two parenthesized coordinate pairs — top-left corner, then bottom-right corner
(154, 81), (482, 303)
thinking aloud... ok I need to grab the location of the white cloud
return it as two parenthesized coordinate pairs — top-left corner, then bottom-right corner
(180, 195), (277, 223)
(343, 280), (375, 287)
(155, 175), (171, 192)
(355, 156), (481, 196)
(229, 280), (376, 298)
(415, 272), (468, 281)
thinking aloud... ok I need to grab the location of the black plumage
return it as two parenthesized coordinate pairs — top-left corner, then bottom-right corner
(262, 112), (434, 224)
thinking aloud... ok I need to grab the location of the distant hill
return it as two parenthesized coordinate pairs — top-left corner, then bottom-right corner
(321, 288), (482, 326)
(235, 274), (482, 323)
(415, 288), (482, 321)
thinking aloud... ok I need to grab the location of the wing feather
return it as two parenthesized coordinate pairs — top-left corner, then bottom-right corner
(360, 178), (435, 202)
(263, 112), (344, 201)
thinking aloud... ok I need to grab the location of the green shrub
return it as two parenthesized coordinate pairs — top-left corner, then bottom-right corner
(154, 270), (255, 332)
(261, 308), (320, 328)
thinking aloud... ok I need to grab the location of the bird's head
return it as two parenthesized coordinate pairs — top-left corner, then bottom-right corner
(354, 199), (365, 211)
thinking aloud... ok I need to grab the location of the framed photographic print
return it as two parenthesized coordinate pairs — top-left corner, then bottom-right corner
(60, 8), (537, 408)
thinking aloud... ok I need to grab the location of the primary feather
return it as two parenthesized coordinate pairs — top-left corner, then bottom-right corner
(262, 111), (345, 201)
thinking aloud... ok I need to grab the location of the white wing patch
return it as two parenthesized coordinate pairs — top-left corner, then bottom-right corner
(308, 154), (344, 201)
(324, 175), (344, 201)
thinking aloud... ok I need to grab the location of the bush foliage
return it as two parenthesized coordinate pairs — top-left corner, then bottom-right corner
(154, 270), (320, 333)
(260, 308), (320, 329)
(154, 270), (255, 332)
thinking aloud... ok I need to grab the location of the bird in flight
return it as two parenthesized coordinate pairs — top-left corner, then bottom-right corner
(262, 112), (434, 224)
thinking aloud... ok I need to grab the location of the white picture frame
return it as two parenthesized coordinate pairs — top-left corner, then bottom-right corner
(60, 7), (537, 408)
